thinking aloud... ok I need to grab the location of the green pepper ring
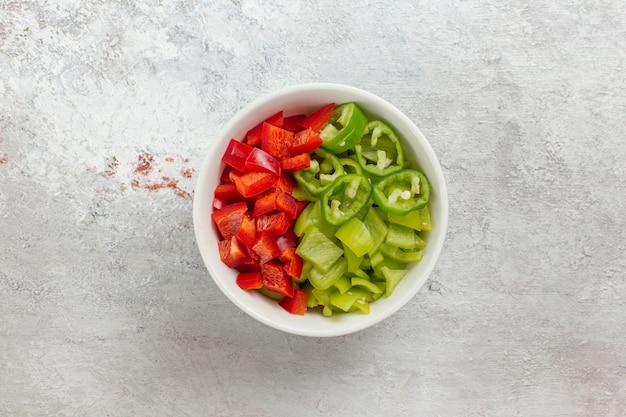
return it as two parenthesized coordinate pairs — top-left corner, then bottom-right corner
(372, 169), (430, 216)
(320, 173), (372, 226)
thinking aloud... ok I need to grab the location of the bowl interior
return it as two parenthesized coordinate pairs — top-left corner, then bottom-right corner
(193, 83), (448, 337)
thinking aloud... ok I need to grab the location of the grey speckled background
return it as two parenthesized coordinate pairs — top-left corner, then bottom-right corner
(1, 1), (625, 416)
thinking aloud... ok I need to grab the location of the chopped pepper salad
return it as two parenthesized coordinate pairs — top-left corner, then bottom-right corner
(211, 103), (432, 316)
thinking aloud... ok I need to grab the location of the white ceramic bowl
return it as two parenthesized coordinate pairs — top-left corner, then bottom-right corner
(193, 83), (448, 337)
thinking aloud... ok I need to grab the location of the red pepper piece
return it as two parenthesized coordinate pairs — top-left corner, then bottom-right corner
(211, 202), (248, 240)
(236, 271), (263, 290)
(218, 236), (256, 270)
(245, 147), (281, 176)
(275, 189), (298, 220)
(256, 212), (291, 237)
(276, 235), (296, 250)
(221, 139), (253, 172)
(235, 213), (256, 251)
(298, 103), (335, 132)
(252, 190), (277, 218)
(278, 288), (308, 315)
(295, 200), (309, 218)
(214, 182), (244, 206)
(261, 261), (294, 298)
(251, 231), (281, 263)
(246, 111), (284, 147)
(279, 247), (303, 279)
(290, 128), (323, 155)
(281, 153), (311, 172)
(283, 114), (306, 132)
(233, 171), (278, 198)
(261, 122), (293, 161)
(275, 171), (297, 194)
(282, 227), (299, 244)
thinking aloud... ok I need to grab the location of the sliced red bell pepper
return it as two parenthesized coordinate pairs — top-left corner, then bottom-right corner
(298, 103), (335, 132)
(246, 111), (284, 147)
(256, 212), (291, 237)
(281, 153), (311, 171)
(236, 271), (263, 290)
(245, 147), (281, 176)
(295, 200), (309, 218)
(235, 213), (256, 251)
(276, 235), (296, 250)
(215, 182), (244, 204)
(218, 236), (256, 270)
(279, 247), (303, 279)
(251, 231), (281, 263)
(252, 190), (277, 218)
(221, 139), (253, 172)
(278, 288), (308, 315)
(275, 171), (297, 194)
(232, 170), (278, 198)
(211, 201), (247, 240)
(261, 261), (294, 298)
(290, 128), (323, 155)
(282, 226), (300, 244)
(283, 114), (306, 132)
(261, 122), (293, 161)
(275, 189), (298, 220)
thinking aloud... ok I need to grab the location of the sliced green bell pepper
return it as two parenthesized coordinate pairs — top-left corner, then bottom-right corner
(340, 157), (363, 175)
(386, 223), (426, 250)
(335, 217), (374, 257)
(355, 121), (404, 177)
(319, 103), (368, 154)
(295, 225), (343, 273)
(372, 169), (430, 215)
(294, 148), (344, 197)
(321, 174), (372, 226)
(308, 256), (347, 290)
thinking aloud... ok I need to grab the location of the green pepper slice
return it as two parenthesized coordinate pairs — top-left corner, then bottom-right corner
(321, 174), (372, 226)
(355, 121), (404, 177)
(372, 169), (430, 215)
(294, 148), (345, 197)
(319, 103), (368, 154)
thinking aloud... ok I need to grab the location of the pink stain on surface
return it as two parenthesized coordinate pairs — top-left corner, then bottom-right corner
(0, 154), (8, 164)
(105, 153), (194, 200)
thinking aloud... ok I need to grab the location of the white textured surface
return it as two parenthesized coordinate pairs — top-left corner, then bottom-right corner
(1, 1), (625, 416)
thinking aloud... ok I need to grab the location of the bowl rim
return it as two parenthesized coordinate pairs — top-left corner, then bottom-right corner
(193, 82), (449, 337)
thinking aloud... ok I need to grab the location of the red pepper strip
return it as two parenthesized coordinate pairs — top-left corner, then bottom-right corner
(261, 261), (294, 297)
(232, 171), (278, 198)
(290, 128), (323, 155)
(245, 147), (281, 176)
(251, 231), (281, 263)
(275, 189), (298, 220)
(261, 122), (293, 160)
(221, 139), (253, 172)
(235, 213), (256, 252)
(256, 212), (291, 237)
(283, 114), (306, 132)
(278, 288), (308, 315)
(281, 153), (311, 171)
(246, 111), (283, 147)
(299, 103), (335, 132)
(253, 190), (278, 218)
(236, 271), (263, 290)
(279, 247), (303, 279)
(218, 236), (256, 270)
(211, 201), (247, 240)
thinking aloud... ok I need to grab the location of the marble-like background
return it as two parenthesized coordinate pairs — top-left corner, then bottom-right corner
(1, 1), (624, 416)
